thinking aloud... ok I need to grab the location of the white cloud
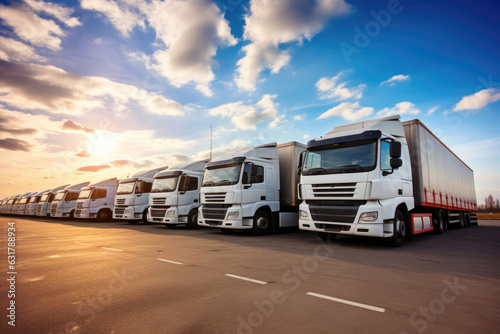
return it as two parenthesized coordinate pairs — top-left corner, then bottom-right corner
(83, 0), (237, 96)
(294, 113), (306, 120)
(0, 36), (47, 62)
(377, 102), (420, 117)
(454, 88), (500, 111)
(208, 94), (281, 130)
(0, 61), (184, 116)
(235, 0), (351, 91)
(318, 102), (374, 121)
(315, 71), (365, 100)
(380, 74), (410, 86)
(427, 105), (439, 116)
(24, 0), (80, 27)
(0, 4), (65, 50)
(194, 139), (252, 161)
(303, 134), (310, 139)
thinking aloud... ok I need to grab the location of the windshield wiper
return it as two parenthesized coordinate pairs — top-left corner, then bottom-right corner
(304, 167), (327, 175)
(202, 181), (215, 186)
(339, 165), (363, 173)
(216, 180), (231, 185)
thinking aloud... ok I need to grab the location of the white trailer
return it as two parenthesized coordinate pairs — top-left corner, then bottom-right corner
(37, 185), (70, 217)
(147, 160), (207, 228)
(25, 190), (49, 216)
(75, 178), (118, 221)
(113, 166), (168, 224)
(298, 115), (477, 246)
(51, 182), (90, 218)
(198, 142), (305, 235)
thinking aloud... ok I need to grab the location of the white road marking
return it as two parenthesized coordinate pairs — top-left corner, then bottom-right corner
(156, 258), (183, 265)
(74, 242), (91, 246)
(306, 292), (386, 313)
(225, 274), (268, 285)
(102, 247), (123, 252)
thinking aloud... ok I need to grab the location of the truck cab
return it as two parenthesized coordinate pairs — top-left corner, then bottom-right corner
(25, 191), (48, 216)
(51, 182), (90, 218)
(12, 192), (33, 215)
(147, 161), (207, 228)
(37, 185), (70, 217)
(75, 178), (118, 221)
(113, 167), (168, 224)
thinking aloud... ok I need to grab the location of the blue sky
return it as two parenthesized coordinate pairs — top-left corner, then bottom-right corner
(0, 0), (499, 204)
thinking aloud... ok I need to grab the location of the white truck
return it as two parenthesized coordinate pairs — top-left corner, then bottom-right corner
(37, 185), (70, 217)
(12, 192), (34, 215)
(113, 166), (168, 224)
(3, 195), (19, 215)
(147, 161), (207, 228)
(198, 142), (305, 235)
(74, 178), (118, 221)
(25, 191), (48, 216)
(50, 182), (90, 218)
(298, 115), (477, 246)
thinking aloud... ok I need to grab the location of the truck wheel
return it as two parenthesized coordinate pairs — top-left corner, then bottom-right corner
(465, 213), (471, 228)
(97, 210), (111, 222)
(317, 232), (337, 242)
(142, 210), (149, 224)
(165, 224), (177, 229)
(389, 209), (407, 247)
(434, 210), (445, 234)
(70, 210), (75, 220)
(252, 211), (271, 235)
(186, 210), (199, 229)
(458, 212), (465, 229)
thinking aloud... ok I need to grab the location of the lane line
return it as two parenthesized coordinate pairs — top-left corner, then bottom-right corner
(74, 242), (92, 246)
(102, 247), (124, 252)
(306, 292), (386, 313)
(225, 274), (268, 285)
(156, 258), (183, 265)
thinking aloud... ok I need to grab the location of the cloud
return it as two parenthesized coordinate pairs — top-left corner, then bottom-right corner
(24, 0), (80, 27)
(0, 60), (184, 116)
(315, 71), (365, 100)
(377, 101), (420, 117)
(75, 150), (91, 158)
(293, 113), (306, 121)
(0, 36), (47, 62)
(0, 138), (33, 151)
(0, 115), (37, 135)
(61, 120), (95, 134)
(318, 102), (374, 121)
(110, 159), (131, 167)
(380, 74), (410, 86)
(208, 94), (281, 130)
(454, 88), (500, 111)
(194, 139), (252, 161)
(83, 0), (237, 96)
(303, 134), (310, 139)
(0, 4), (65, 50)
(427, 105), (439, 116)
(235, 0), (351, 91)
(76, 164), (112, 173)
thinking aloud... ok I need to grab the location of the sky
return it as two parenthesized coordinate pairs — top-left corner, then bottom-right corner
(0, 0), (499, 204)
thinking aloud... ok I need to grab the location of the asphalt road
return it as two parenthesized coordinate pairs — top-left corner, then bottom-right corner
(1, 217), (499, 334)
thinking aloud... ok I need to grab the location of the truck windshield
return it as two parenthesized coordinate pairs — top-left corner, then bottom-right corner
(40, 194), (49, 202)
(19, 198), (27, 204)
(303, 139), (377, 175)
(116, 181), (136, 195)
(202, 164), (242, 187)
(151, 177), (178, 193)
(78, 189), (91, 199)
(54, 192), (65, 201)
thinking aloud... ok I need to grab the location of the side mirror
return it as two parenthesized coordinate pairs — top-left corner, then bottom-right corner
(390, 158), (402, 169)
(390, 141), (401, 158)
(179, 176), (189, 192)
(242, 171), (249, 185)
(297, 151), (304, 175)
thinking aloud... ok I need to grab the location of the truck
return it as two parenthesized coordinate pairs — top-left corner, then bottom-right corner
(298, 115), (477, 246)
(50, 182), (90, 218)
(147, 160), (208, 228)
(12, 192), (34, 215)
(37, 185), (70, 217)
(74, 178), (118, 221)
(113, 166), (168, 224)
(25, 190), (49, 216)
(198, 142), (306, 235)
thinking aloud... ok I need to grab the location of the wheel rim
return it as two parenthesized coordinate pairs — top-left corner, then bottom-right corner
(396, 217), (406, 238)
(256, 217), (269, 230)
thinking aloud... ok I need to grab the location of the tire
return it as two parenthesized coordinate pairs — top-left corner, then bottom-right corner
(186, 210), (199, 229)
(164, 224), (177, 229)
(220, 228), (234, 234)
(458, 212), (465, 229)
(434, 210), (445, 234)
(252, 210), (272, 235)
(389, 209), (407, 247)
(142, 210), (149, 224)
(96, 210), (111, 222)
(317, 232), (337, 242)
(69, 210), (75, 220)
(465, 213), (471, 228)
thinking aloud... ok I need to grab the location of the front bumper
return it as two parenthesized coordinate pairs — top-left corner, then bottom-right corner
(147, 207), (183, 225)
(113, 206), (142, 220)
(197, 205), (253, 229)
(75, 209), (95, 219)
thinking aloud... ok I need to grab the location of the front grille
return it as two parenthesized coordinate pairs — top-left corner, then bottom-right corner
(116, 199), (126, 205)
(152, 197), (166, 205)
(75, 209), (82, 216)
(37, 204), (43, 215)
(51, 203), (57, 215)
(314, 224), (351, 231)
(114, 207), (126, 215)
(202, 204), (231, 220)
(204, 192), (226, 203)
(150, 206), (170, 218)
(312, 183), (357, 198)
(307, 200), (365, 224)
(77, 202), (83, 209)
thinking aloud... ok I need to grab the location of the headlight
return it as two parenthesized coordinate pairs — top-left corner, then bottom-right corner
(299, 210), (309, 219)
(359, 211), (378, 223)
(166, 210), (176, 216)
(226, 211), (239, 220)
(125, 208), (133, 213)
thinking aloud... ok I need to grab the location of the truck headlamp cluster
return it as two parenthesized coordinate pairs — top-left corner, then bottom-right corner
(226, 211), (239, 220)
(359, 211), (378, 223)
(299, 210), (309, 220)
(166, 210), (176, 216)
